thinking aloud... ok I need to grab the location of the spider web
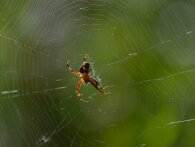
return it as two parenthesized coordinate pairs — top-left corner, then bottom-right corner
(1, 0), (195, 147)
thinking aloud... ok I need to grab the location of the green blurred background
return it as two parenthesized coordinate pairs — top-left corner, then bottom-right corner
(1, 0), (195, 146)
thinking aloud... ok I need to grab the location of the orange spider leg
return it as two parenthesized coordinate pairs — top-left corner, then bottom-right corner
(76, 78), (84, 97)
(88, 76), (104, 93)
(72, 72), (82, 77)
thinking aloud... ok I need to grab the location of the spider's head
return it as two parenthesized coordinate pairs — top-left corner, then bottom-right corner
(84, 62), (90, 71)
(80, 62), (90, 73)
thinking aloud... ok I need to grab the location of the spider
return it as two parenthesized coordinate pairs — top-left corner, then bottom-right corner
(66, 55), (104, 97)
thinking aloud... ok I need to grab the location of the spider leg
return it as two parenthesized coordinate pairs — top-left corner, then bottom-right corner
(83, 54), (88, 62)
(72, 72), (82, 77)
(66, 60), (73, 72)
(88, 76), (104, 93)
(66, 61), (82, 77)
(76, 78), (84, 97)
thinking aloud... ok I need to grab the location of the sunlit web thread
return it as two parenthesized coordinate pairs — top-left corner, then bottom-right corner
(106, 29), (194, 66)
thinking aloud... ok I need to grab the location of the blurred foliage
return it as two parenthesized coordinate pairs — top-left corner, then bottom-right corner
(1, 0), (195, 147)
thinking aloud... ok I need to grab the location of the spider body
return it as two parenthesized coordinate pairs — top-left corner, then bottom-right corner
(80, 62), (91, 83)
(67, 56), (104, 97)
(80, 62), (90, 73)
